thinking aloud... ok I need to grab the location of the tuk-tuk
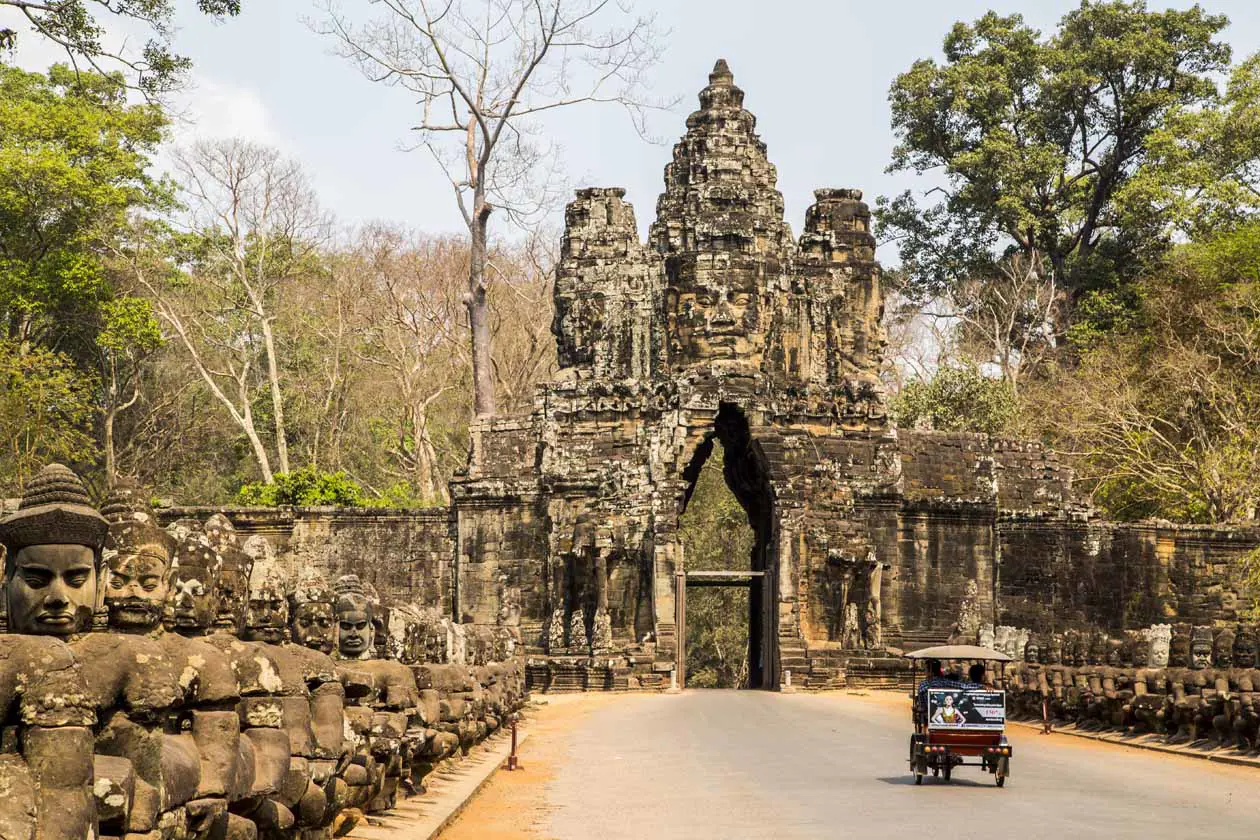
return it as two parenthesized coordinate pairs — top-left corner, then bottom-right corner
(906, 644), (1012, 787)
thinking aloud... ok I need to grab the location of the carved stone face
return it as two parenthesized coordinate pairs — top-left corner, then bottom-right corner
(215, 556), (250, 634)
(1212, 633), (1235, 669)
(105, 550), (169, 632)
(6, 544), (97, 636)
(1190, 638), (1212, 670)
(1234, 632), (1258, 669)
(169, 542), (220, 635)
(337, 598), (375, 659)
(1024, 641), (1040, 663)
(291, 602), (336, 654)
(668, 266), (762, 361)
(1047, 635), (1063, 665)
(245, 593), (287, 644)
(338, 609), (373, 658)
(1131, 638), (1150, 668)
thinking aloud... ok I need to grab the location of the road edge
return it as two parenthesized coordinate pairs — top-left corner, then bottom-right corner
(349, 724), (531, 840)
(1007, 718), (1260, 769)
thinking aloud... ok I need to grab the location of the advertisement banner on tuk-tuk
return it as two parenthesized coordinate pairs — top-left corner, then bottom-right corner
(927, 689), (1006, 730)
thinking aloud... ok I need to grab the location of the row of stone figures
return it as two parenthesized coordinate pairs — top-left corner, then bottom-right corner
(981, 622), (1260, 753)
(0, 464), (526, 840)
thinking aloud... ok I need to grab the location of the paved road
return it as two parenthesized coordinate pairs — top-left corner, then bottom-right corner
(542, 691), (1255, 840)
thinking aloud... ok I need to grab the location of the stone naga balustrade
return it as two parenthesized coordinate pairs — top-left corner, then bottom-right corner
(0, 465), (527, 839)
(0, 633), (526, 838)
(990, 622), (1260, 753)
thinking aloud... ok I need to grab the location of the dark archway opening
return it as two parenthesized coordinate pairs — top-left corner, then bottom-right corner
(678, 403), (776, 689)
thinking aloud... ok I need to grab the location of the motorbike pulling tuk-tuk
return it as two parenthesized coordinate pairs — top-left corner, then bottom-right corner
(907, 645), (1012, 787)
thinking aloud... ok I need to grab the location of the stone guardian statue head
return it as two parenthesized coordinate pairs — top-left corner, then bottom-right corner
(167, 531), (223, 636)
(1233, 625), (1258, 669)
(0, 464), (108, 637)
(1189, 626), (1214, 670)
(334, 574), (375, 660)
(289, 565), (336, 654)
(203, 514), (252, 634)
(242, 535), (287, 643)
(101, 482), (176, 633)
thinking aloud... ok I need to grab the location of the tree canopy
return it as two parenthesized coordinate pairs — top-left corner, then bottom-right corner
(0, 63), (168, 352)
(0, 0), (242, 94)
(879, 1), (1231, 337)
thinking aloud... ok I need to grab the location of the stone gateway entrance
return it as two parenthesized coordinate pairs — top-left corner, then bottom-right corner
(452, 59), (903, 691)
(676, 403), (777, 689)
(450, 60), (1213, 692)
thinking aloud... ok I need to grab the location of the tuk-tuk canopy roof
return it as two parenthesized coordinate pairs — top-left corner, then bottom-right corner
(904, 644), (1012, 662)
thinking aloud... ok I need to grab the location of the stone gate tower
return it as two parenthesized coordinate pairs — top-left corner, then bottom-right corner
(451, 60), (915, 689)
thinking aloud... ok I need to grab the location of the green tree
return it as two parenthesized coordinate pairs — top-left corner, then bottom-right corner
(0, 63), (169, 353)
(0, 338), (96, 491)
(892, 363), (1017, 436)
(1028, 221), (1260, 523)
(679, 445), (754, 689)
(1121, 53), (1260, 239)
(880, 2), (1231, 337)
(96, 292), (164, 486)
(0, 1), (243, 95)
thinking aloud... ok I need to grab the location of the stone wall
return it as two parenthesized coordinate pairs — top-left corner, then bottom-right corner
(998, 517), (1259, 632)
(158, 506), (455, 613)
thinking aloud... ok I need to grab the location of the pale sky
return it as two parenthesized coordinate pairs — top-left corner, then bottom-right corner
(7, 0), (1260, 247)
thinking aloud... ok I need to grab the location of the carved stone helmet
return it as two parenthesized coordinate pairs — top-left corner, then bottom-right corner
(101, 481), (177, 633)
(1106, 637), (1125, 667)
(289, 565), (336, 654)
(0, 463), (108, 560)
(1189, 625), (1214, 670)
(1212, 625), (1236, 669)
(0, 464), (109, 637)
(1234, 625), (1259, 669)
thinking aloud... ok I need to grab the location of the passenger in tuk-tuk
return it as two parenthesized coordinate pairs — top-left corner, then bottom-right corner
(916, 658), (976, 710)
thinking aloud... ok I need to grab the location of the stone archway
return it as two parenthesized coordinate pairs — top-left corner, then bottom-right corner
(677, 403), (778, 689)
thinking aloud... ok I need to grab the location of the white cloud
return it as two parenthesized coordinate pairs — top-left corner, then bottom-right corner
(171, 74), (279, 147)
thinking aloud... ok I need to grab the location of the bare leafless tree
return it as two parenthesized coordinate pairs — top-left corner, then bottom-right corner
(139, 139), (330, 482)
(315, 0), (667, 417)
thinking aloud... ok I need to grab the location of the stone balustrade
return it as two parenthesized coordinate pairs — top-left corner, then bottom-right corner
(0, 465), (527, 839)
(974, 622), (1260, 753)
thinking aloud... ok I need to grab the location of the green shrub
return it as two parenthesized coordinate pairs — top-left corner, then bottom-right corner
(891, 363), (1017, 436)
(237, 467), (365, 507)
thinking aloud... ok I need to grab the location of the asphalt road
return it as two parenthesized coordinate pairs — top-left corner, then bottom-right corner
(542, 691), (1255, 840)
